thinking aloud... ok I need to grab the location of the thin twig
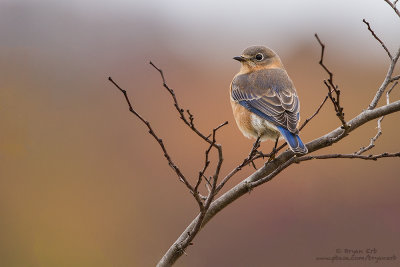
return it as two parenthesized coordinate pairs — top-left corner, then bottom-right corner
(196, 122), (228, 195)
(204, 176), (212, 193)
(182, 121), (227, 257)
(315, 34), (333, 81)
(315, 34), (348, 130)
(108, 77), (202, 206)
(390, 75), (400, 82)
(386, 81), (398, 103)
(215, 136), (264, 193)
(112, 63), (229, 262)
(296, 152), (400, 162)
(149, 61), (223, 147)
(149, 61), (229, 211)
(363, 19), (392, 59)
(355, 81), (398, 155)
(368, 47), (400, 109)
(355, 116), (383, 155)
(366, 3), (400, 109)
(187, 110), (194, 126)
(384, 0), (400, 18)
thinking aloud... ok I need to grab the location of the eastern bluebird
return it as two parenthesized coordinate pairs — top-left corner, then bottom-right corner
(230, 46), (308, 154)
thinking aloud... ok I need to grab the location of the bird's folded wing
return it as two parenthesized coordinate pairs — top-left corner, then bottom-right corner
(231, 68), (300, 133)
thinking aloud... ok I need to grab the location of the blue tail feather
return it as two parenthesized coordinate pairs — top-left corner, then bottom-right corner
(277, 126), (308, 154)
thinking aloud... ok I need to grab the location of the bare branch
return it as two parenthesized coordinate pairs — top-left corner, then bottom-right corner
(170, 121), (227, 264)
(355, 116), (383, 155)
(315, 34), (348, 130)
(208, 123), (228, 190)
(296, 152), (400, 162)
(390, 75), (400, 82)
(112, 63), (229, 265)
(368, 47), (400, 109)
(362, 19), (392, 59)
(204, 176), (212, 193)
(197, 122), (228, 196)
(149, 62), (230, 212)
(108, 77), (198, 202)
(362, 10), (400, 110)
(196, 161), (210, 194)
(215, 161), (247, 194)
(356, 81), (398, 154)
(387, 81), (398, 103)
(186, 109), (194, 126)
(384, 0), (400, 18)
(149, 61), (224, 147)
(216, 136), (265, 194)
(314, 34), (333, 81)
(213, 121), (229, 132)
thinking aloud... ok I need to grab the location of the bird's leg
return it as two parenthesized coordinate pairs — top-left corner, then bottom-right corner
(252, 136), (266, 159)
(248, 136), (261, 170)
(267, 136), (279, 162)
(252, 136), (261, 153)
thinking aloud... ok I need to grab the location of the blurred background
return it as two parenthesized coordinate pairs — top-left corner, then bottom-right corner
(1, 0), (400, 266)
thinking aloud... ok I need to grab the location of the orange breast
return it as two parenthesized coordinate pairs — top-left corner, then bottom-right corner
(230, 99), (258, 139)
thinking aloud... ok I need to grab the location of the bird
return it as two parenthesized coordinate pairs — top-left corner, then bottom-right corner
(230, 45), (308, 154)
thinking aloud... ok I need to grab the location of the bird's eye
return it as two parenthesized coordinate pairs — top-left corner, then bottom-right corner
(255, 53), (264, 61)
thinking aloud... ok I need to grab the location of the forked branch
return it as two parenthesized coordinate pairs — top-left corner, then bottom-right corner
(108, 77), (204, 207)
(315, 34), (348, 130)
(362, 19), (392, 59)
(384, 0), (400, 18)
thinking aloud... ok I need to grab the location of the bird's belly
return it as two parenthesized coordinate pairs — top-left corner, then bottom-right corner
(250, 113), (281, 141)
(231, 101), (280, 141)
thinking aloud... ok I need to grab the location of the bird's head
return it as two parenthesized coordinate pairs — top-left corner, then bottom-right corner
(233, 46), (283, 73)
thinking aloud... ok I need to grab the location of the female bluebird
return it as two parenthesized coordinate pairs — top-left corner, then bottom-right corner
(230, 46), (308, 154)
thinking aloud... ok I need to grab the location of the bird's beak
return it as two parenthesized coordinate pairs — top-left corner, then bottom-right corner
(233, 56), (246, 62)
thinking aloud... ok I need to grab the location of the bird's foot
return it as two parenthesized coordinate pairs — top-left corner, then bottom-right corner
(267, 152), (276, 163)
(250, 160), (257, 170)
